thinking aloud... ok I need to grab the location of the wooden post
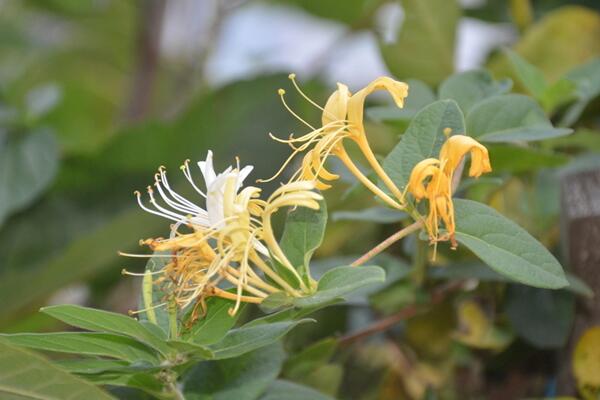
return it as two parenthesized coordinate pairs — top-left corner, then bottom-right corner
(558, 168), (600, 394)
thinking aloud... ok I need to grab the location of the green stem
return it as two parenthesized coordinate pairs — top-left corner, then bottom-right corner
(411, 238), (428, 286)
(168, 299), (178, 340)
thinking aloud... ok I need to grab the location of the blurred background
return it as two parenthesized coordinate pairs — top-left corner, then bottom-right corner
(2, 0), (600, 398)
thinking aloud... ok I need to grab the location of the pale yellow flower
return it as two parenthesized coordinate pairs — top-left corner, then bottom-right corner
(263, 75), (409, 209)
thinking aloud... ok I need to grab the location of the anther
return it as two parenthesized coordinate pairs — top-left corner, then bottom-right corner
(278, 89), (286, 96)
(288, 73), (296, 80)
(443, 127), (452, 137)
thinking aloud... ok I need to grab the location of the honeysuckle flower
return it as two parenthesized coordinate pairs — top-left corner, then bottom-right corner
(439, 135), (492, 179)
(407, 135), (492, 250)
(124, 151), (323, 317)
(262, 75), (408, 210)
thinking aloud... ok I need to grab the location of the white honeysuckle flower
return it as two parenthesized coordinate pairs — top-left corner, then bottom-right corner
(136, 150), (254, 230)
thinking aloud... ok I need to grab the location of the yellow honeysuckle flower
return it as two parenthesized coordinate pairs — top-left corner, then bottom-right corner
(123, 151), (323, 317)
(439, 135), (492, 178)
(407, 135), (492, 250)
(262, 75), (409, 210)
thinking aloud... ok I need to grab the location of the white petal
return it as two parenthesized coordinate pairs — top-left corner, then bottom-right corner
(236, 165), (254, 190)
(198, 150), (217, 187)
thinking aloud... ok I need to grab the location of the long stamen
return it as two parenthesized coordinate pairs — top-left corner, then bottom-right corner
(154, 174), (205, 217)
(180, 160), (207, 198)
(147, 186), (191, 222)
(135, 191), (186, 223)
(159, 168), (204, 210)
(121, 268), (166, 276)
(278, 89), (317, 130)
(128, 302), (167, 316)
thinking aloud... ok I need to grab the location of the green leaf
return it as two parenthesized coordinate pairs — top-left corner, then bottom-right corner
(539, 78), (577, 113)
(245, 300), (343, 327)
(41, 305), (171, 356)
(210, 320), (312, 360)
(294, 266), (385, 307)
(383, 99), (465, 188)
(438, 70), (512, 113)
(561, 58), (600, 126)
(453, 199), (568, 289)
(0, 338), (115, 399)
(332, 207), (406, 224)
(504, 49), (548, 98)
(466, 94), (572, 142)
(165, 341), (213, 360)
(505, 285), (575, 348)
(0, 130), (59, 225)
(566, 274), (594, 299)
(259, 380), (335, 400)
(55, 359), (130, 375)
(183, 342), (285, 400)
(379, 0), (460, 86)
(0, 332), (160, 364)
(279, 199), (327, 285)
(283, 338), (337, 379)
(182, 297), (239, 346)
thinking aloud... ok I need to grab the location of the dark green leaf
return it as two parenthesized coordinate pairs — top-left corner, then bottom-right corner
(466, 94), (572, 142)
(41, 305), (171, 356)
(0, 338), (115, 399)
(0, 332), (160, 364)
(283, 338), (337, 379)
(183, 342), (285, 400)
(505, 285), (575, 348)
(279, 199), (327, 285)
(0, 130), (59, 225)
(454, 199), (568, 289)
(294, 266), (385, 307)
(165, 341), (213, 360)
(55, 359), (130, 375)
(182, 297), (239, 346)
(259, 380), (335, 400)
(383, 99), (464, 188)
(210, 320), (312, 360)
(438, 70), (511, 113)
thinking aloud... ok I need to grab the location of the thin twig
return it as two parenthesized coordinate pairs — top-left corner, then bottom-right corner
(351, 221), (423, 267)
(339, 280), (465, 346)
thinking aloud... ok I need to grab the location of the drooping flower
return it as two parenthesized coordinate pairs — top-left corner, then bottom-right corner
(125, 151), (322, 317)
(407, 135), (492, 249)
(262, 75), (409, 210)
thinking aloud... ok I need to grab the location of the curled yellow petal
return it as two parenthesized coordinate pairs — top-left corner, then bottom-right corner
(347, 77), (409, 135)
(439, 135), (492, 178)
(406, 158), (442, 200)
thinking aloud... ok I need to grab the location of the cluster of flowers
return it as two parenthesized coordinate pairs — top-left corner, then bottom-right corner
(125, 75), (492, 317)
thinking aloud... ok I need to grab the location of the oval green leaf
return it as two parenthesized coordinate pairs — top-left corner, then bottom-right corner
(454, 199), (568, 289)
